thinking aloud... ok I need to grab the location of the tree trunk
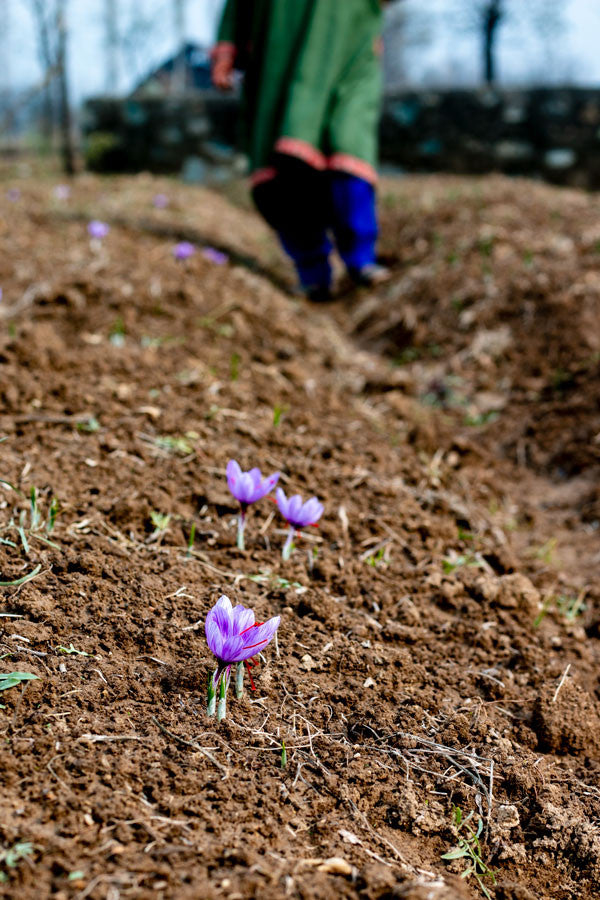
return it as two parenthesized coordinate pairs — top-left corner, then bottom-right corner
(55, 0), (75, 174)
(483, 0), (503, 84)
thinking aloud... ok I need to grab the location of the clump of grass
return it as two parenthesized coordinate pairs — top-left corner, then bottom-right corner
(0, 481), (60, 556)
(534, 589), (587, 628)
(441, 807), (496, 899)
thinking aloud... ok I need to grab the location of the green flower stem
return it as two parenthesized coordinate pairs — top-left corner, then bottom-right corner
(217, 670), (229, 722)
(235, 661), (244, 699)
(207, 672), (216, 717)
(282, 526), (295, 561)
(236, 511), (246, 551)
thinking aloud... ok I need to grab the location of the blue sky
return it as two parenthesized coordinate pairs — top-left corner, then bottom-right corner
(3, 0), (600, 101)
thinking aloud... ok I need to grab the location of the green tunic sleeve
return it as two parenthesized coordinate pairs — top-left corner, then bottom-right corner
(217, 0), (238, 46)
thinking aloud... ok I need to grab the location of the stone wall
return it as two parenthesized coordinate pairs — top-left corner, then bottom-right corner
(83, 88), (600, 189)
(380, 87), (600, 189)
(81, 94), (241, 179)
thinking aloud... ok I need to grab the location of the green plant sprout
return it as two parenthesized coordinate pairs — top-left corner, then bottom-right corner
(272, 403), (288, 426)
(109, 316), (126, 346)
(247, 570), (307, 594)
(229, 352), (241, 381)
(0, 842), (35, 882)
(76, 416), (100, 434)
(186, 523), (196, 557)
(56, 644), (94, 657)
(153, 435), (194, 456)
(149, 511), (171, 541)
(0, 672), (39, 692)
(442, 551), (486, 574)
(280, 740), (287, 769)
(366, 547), (389, 568)
(441, 807), (496, 899)
(0, 565), (42, 588)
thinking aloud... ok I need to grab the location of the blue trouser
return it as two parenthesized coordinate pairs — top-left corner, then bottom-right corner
(252, 159), (378, 289)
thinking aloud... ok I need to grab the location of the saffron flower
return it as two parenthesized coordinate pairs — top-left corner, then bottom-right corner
(88, 220), (110, 240)
(153, 193), (169, 209)
(226, 459), (279, 550)
(173, 241), (195, 260)
(205, 594), (280, 721)
(202, 247), (228, 265)
(276, 488), (323, 560)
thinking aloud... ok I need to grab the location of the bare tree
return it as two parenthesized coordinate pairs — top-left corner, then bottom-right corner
(28, 0), (57, 141)
(104, 0), (120, 93)
(55, 0), (75, 173)
(383, 1), (432, 90)
(28, 0), (75, 172)
(452, 0), (565, 85)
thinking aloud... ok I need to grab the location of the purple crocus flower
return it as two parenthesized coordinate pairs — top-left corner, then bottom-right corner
(205, 594), (280, 720)
(88, 220), (110, 240)
(6, 188), (20, 202)
(226, 459), (279, 550)
(276, 488), (323, 560)
(173, 241), (195, 260)
(153, 193), (169, 209)
(202, 247), (228, 265)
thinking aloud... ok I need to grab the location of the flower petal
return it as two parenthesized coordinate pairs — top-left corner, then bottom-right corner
(303, 497), (323, 525)
(206, 594), (234, 639)
(205, 617), (224, 657)
(275, 487), (288, 516)
(237, 615), (280, 661)
(287, 494), (304, 523)
(219, 633), (247, 663)
(232, 604), (255, 634)
(248, 467), (262, 487)
(226, 459), (242, 496)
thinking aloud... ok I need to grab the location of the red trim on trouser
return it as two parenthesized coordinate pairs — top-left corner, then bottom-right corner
(274, 137), (327, 170)
(249, 167), (278, 188)
(328, 153), (377, 184)
(268, 137), (377, 185)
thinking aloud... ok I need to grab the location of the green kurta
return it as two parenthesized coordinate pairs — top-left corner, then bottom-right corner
(217, 0), (383, 183)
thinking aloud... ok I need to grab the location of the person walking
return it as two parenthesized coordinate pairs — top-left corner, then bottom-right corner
(212, 0), (391, 301)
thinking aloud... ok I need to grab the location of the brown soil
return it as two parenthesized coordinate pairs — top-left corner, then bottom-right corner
(0, 164), (599, 900)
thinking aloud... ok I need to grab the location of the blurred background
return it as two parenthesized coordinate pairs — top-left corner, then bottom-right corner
(2, 0), (600, 186)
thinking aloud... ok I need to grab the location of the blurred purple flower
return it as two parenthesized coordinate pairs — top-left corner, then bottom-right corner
(88, 220), (110, 239)
(53, 184), (71, 200)
(205, 594), (280, 719)
(153, 193), (169, 209)
(226, 460), (279, 550)
(202, 247), (228, 265)
(173, 241), (196, 260)
(276, 488), (323, 529)
(6, 188), (20, 202)
(276, 488), (323, 560)
(227, 460), (279, 506)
